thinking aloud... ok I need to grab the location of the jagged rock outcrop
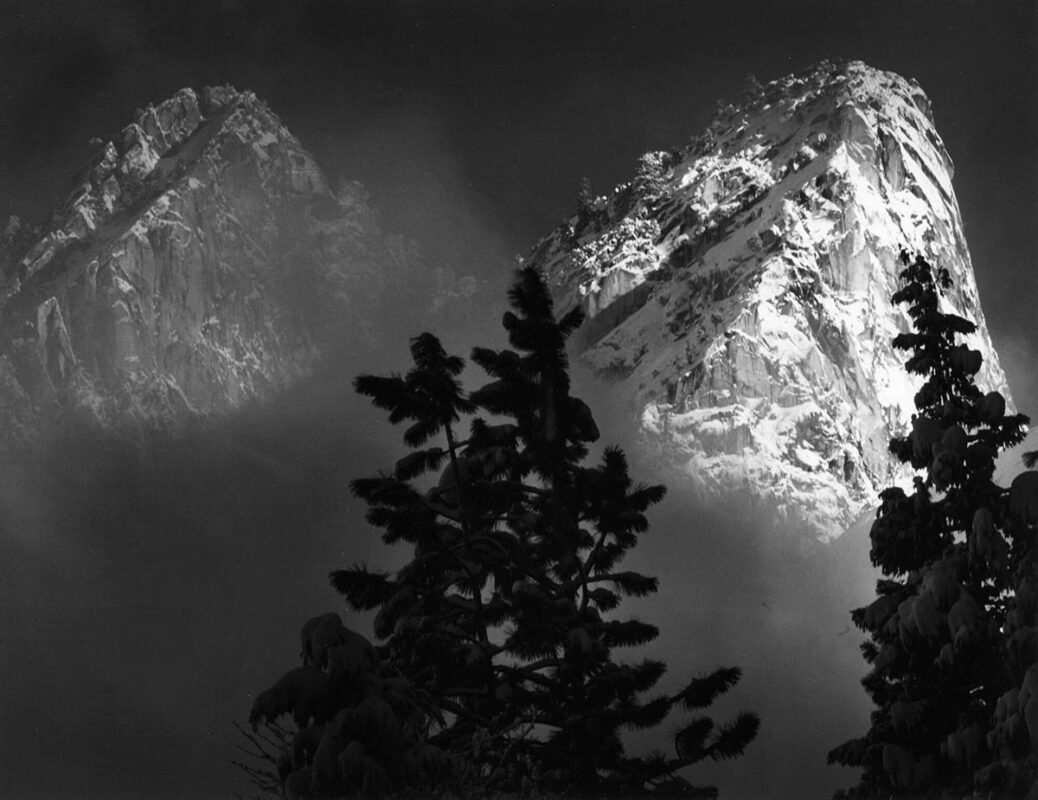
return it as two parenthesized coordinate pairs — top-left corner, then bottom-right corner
(529, 61), (1011, 541)
(0, 86), (475, 452)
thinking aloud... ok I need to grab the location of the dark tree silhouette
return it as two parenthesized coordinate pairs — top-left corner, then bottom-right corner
(829, 252), (1037, 799)
(241, 611), (460, 800)
(332, 266), (759, 798)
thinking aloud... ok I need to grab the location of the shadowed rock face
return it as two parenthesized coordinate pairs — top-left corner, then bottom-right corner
(0, 85), (476, 452)
(530, 60), (1011, 541)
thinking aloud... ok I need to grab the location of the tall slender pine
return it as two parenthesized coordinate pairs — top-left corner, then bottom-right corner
(335, 267), (759, 797)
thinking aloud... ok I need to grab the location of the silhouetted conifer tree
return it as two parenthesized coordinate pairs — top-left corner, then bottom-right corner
(240, 610), (460, 800)
(829, 252), (1037, 799)
(333, 267), (758, 798)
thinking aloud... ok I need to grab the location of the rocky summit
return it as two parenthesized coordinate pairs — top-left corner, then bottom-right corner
(0, 86), (474, 454)
(529, 60), (1011, 541)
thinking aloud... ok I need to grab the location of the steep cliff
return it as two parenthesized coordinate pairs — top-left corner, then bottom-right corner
(0, 86), (474, 452)
(529, 61), (1011, 541)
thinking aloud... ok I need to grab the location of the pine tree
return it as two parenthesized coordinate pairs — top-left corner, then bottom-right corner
(333, 266), (759, 798)
(828, 252), (1037, 799)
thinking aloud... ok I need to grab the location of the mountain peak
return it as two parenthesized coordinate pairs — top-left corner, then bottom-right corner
(0, 84), (474, 454)
(531, 60), (1009, 541)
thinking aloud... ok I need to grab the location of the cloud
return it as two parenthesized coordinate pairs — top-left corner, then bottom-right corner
(566, 363), (880, 799)
(0, 138), (517, 797)
(0, 293), (885, 800)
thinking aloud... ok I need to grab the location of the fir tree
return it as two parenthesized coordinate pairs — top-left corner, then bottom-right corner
(829, 252), (1037, 799)
(634, 152), (672, 207)
(577, 176), (594, 212)
(576, 176), (605, 230)
(333, 266), (759, 798)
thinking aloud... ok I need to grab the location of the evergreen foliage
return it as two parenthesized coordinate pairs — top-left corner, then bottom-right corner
(330, 266), (758, 798)
(633, 152), (672, 206)
(742, 73), (765, 99)
(829, 252), (1038, 799)
(577, 176), (595, 214)
(241, 611), (460, 800)
(575, 176), (609, 230)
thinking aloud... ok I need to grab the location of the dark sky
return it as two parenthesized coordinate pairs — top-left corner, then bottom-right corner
(2, 0), (1036, 392)
(2, 1), (1036, 347)
(0, 2), (1036, 799)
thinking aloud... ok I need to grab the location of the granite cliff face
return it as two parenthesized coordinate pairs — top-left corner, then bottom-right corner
(529, 61), (1011, 541)
(0, 86), (474, 453)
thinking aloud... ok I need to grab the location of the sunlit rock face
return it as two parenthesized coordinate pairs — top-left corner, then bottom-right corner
(530, 60), (1011, 541)
(0, 86), (473, 452)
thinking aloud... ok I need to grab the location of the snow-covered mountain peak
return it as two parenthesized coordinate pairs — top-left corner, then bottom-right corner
(529, 60), (1010, 541)
(0, 85), (474, 454)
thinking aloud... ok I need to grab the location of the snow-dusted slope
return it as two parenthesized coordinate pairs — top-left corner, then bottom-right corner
(0, 86), (474, 453)
(529, 60), (1011, 541)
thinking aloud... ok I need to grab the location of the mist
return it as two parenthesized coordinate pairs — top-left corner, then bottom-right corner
(0, 354), (389, 799)
(0, 3), (1034, 799)
(0, 172), (519, 797)
(556, 361), (880, 799)
(0, 105), (1004, 800)
(0, 298), (884, 800)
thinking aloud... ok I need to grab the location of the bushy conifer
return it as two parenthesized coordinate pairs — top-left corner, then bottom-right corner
(829, 252), (1037, 799)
